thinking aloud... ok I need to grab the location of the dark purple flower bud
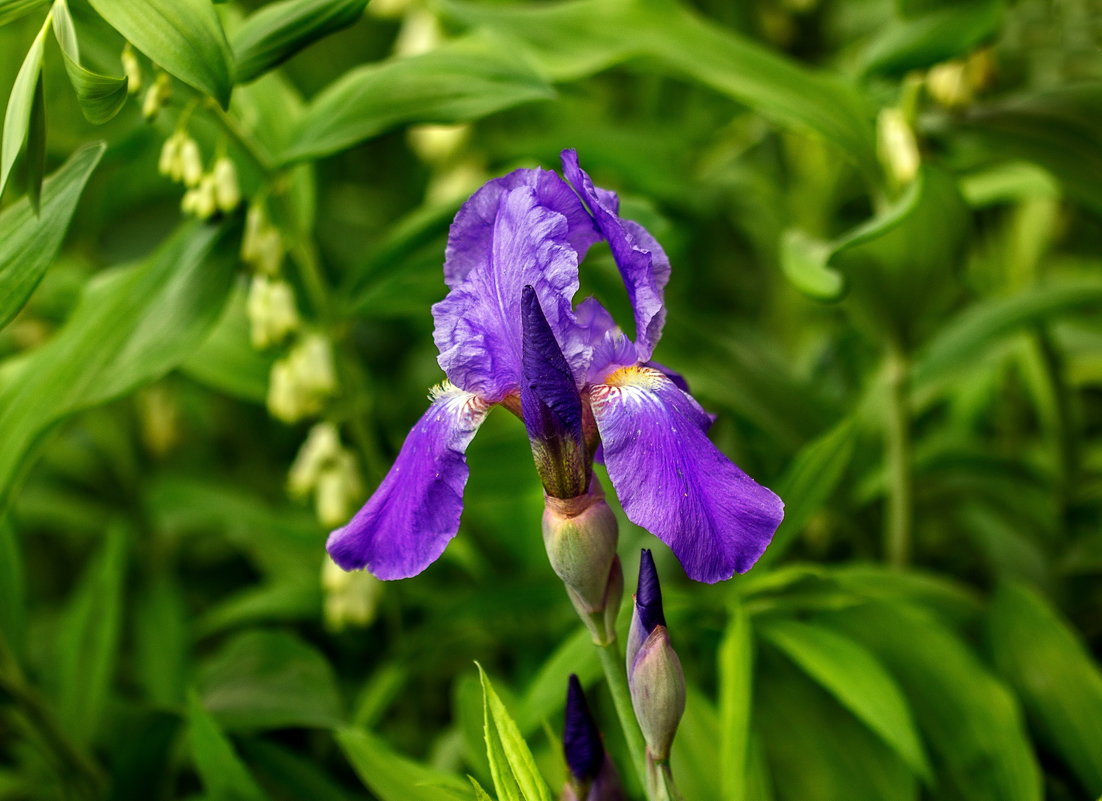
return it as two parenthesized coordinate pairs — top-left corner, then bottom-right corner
(544, 480), (623, 645)
(562, 676), (625, 801)
(521, 285), (588, 498)
(564, 675), (603, 782)
(627, 550), (685, 763)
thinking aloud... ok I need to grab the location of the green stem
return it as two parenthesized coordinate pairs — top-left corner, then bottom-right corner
(596, 639), (650, 798)
(648, 757), (684, 801)
(885, 345), (913, 569)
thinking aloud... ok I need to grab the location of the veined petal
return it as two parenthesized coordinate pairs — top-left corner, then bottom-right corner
(561, 150), (670, 362)
(444, 167), (599, 288)
(433, 185), (581, 401)
(326, 384), (490, 580)
(590, 367), (783, 583)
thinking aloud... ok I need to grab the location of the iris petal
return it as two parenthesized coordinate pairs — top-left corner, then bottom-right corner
(590, 367), (783, 583)
(433, 185), (581, 401)
(561, 149), (670, 362)
(326, 384), (490, 580)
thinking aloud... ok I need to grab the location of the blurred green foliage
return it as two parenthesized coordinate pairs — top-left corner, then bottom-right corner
(1, 0), (1101, 799)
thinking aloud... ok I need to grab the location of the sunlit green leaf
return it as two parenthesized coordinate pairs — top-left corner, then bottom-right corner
(232, 0), (368, 85)
(1, 13), (47, 200)
(283, 33), (554, 162)
(988, 583), (1102, 796)
(478, 664), (552, 801)
(0, 0), (48, 27)
(0, 142), (104, 330)
(187, 690), (269, 801)
(761, 619), (931, 779)
(85, 0), (233, 107)
(0, 222), (238, 513)
(719, 599), (754, 801)
(51, 0), (128, 124)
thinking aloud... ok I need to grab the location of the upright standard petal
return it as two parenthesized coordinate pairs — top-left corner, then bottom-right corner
(561, 150), (670, 362)
(589, 367), (784, 583)
(433, 185), (582, 401)
(326, 383), (490, 580)
(444, 167), (599, 288)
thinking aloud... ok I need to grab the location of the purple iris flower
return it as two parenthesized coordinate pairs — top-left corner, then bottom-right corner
(326, 150), (784, 583)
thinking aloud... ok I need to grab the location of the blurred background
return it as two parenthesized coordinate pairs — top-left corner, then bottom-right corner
(1, 0), (1101, 799)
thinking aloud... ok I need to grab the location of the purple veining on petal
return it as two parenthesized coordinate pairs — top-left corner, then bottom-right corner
(590, 367), (784, 583)
(564, 674), (603, 782)
(560, 150), (670, 362)
(444, 167), (600, 289)
(326, 384), (490, 580)
(432, 186), (581, 402)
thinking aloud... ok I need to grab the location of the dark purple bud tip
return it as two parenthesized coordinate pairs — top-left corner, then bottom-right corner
(636, 549), (665, 634)
(564, 674), (604, 781)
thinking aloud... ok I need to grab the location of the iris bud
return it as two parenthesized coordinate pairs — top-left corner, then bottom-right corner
(562, 675), (625, 801)
(543, 482), (622, 646)
(627, 550), (685, 763)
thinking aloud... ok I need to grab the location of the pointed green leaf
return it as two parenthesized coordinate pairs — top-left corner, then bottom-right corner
(761, 619), (931, 779)
(1, 13), (48, 199)
(85, 0), (233, 107)
(52, 0), (128, 124)
(232, 0), (367, 85)
(0, 222), (238, 513)
(0, 0), (48, 27)
(186, 691), (269, 801)
(823, 603), (1041, 801)
(54, 523), (127, 745)
(0, 142), (104, 329)
(988, 583), (1102, 796)
(477, 664), (552, 801)
(333, 727), (470, 801)
(282, 34), (553, 163)
(719, 599), (754, 801)
(470, 777), (495, 801)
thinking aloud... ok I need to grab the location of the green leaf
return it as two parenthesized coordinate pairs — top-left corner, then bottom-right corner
(912, 279), (1102, 394)
(987, 582), (1102, 796)
(198, 630), (344, 731)
(478, 664), (552, 801)
(186, 690), (269, 801)
(757, 417), (856, 567)
(860, 0), (1003, 77)
(0, 0), (48, 27)
(756, 647), (918, 801)
(718, 599), (754, 801)
(760, 619), (931, 779)
(0, 142), (104, 329)
(85, 0), (233, 107)
(232, 0), (368, 85)
(470, 777), (495, 801)
(22, 72), (45, 213)
(1, 13), (48, 200)
(515, 628), (599, 734)
(0, 222), (238, 513)
(133, 575), (189, 707)
(54, 523), (127, 746)
(333, 727), (471, 801)
(823, 603), (1041, 801)
(0, 522), (25, 657)
(282, 33), (553, 162)
(444, 0), (878, 178)
(961, 85), (1102, 216)
(180, 283), (275, 403)
(51, 0), (128, 124)
(241, 739), (357, 801)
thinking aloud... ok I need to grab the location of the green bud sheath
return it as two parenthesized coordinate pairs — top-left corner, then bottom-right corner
(628, 625), (686, 762)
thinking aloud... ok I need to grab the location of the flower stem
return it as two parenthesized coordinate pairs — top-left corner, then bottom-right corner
(648, 757), (684, 801)
(885, 345), (912, 568)
(596, 638), (650, 797)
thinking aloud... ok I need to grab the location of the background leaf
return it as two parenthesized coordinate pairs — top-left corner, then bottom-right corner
(0, 142), (104, 329)
(0, 13), (46, 199)
(85, 0), (233, 107)
(232, 0), (368, 85)
(51, 0), (128, 124)
(187, 691), (270, 801)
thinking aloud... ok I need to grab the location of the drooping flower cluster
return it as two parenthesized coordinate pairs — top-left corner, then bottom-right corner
(327, 150), (783, 584)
